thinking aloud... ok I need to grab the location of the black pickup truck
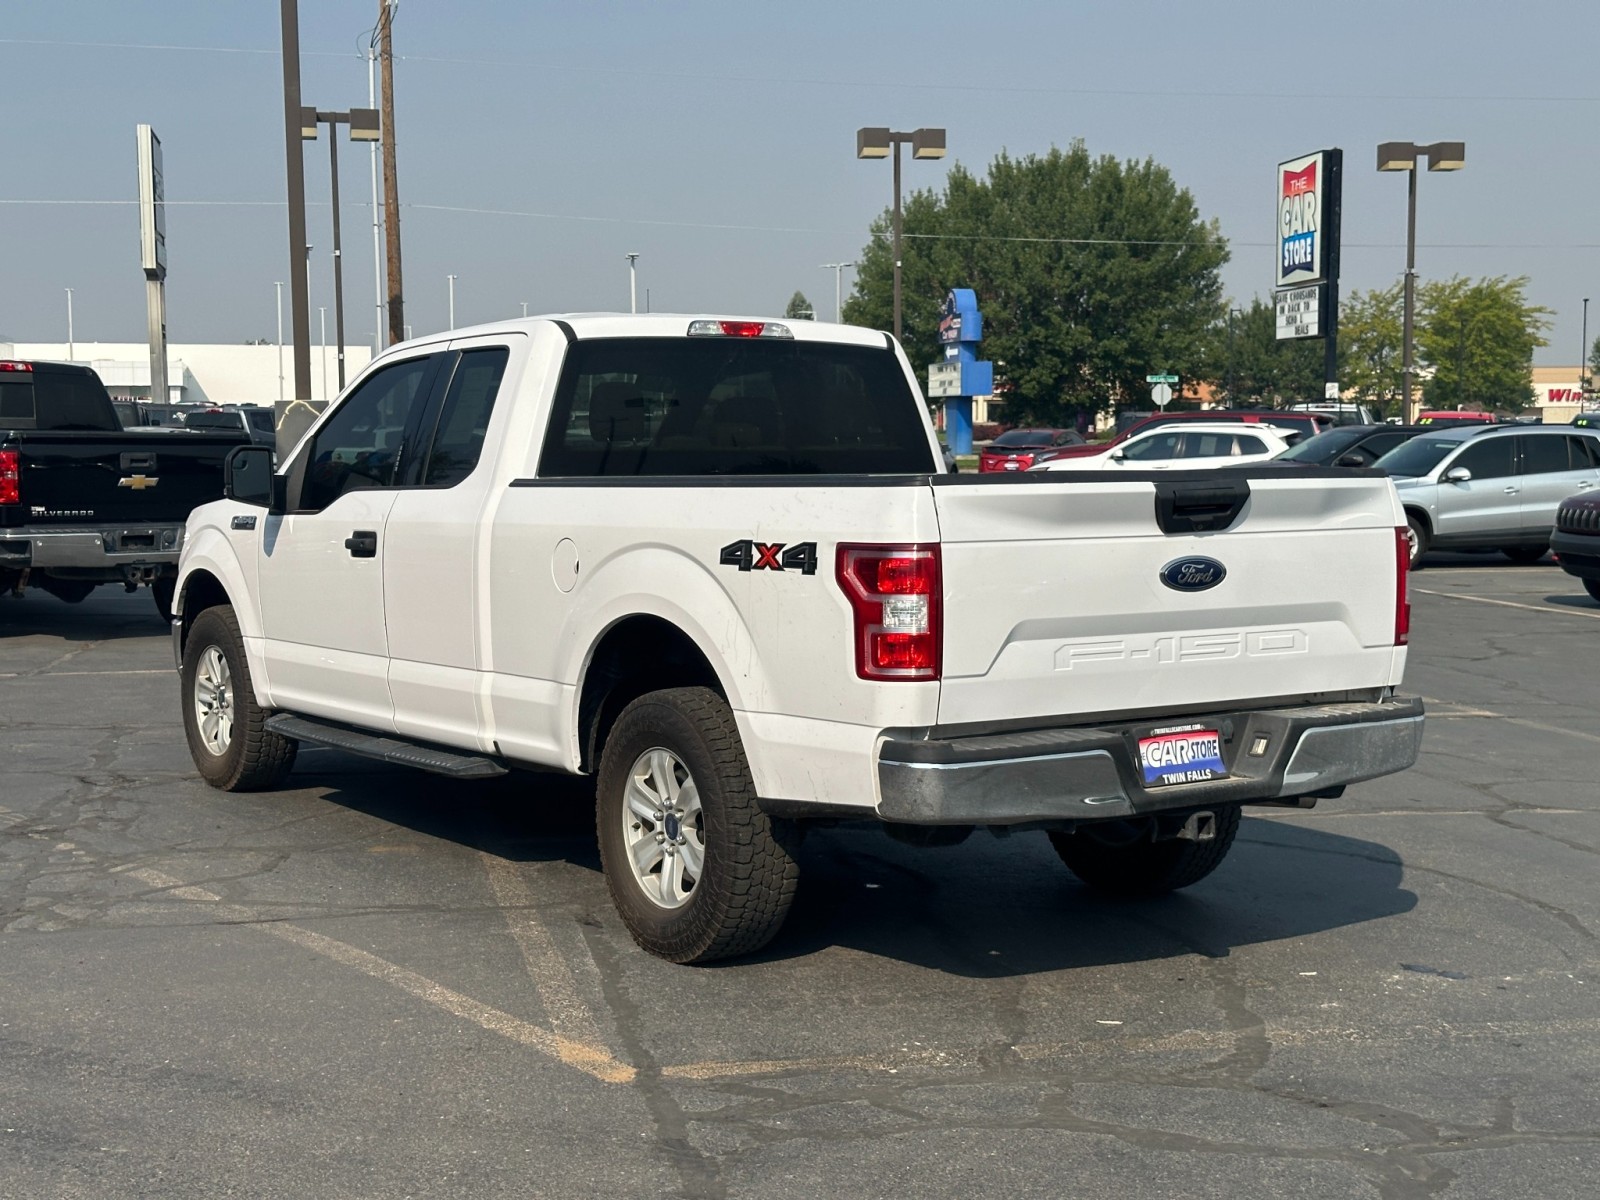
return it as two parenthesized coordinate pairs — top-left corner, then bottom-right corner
(1, 359), (248, 618)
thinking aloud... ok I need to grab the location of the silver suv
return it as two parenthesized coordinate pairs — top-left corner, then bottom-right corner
(1376, 425), (1600, 565)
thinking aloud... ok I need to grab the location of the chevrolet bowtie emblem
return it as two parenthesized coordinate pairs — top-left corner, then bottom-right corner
(118, 475), (159, 490)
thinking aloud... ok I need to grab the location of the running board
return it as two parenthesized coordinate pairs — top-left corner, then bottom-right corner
(264, 714), (509, 779)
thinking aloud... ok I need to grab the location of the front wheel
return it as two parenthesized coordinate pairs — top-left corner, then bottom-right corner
(1404, 513), (1429, 569)
(181, 605), (297, 791)
(1048, 805), (1241, 896)
(595, 687), (799, 964)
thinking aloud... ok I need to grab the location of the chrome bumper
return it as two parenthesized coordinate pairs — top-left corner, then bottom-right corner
(876, 696), (1425, 826)
(0, 525), (184, 571)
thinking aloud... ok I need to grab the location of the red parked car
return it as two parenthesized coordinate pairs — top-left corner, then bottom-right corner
(1039, 409), (1334, 463)
(977, 427), (1086, 472)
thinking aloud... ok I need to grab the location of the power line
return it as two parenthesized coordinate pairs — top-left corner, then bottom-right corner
(1, 37), (1596, 104)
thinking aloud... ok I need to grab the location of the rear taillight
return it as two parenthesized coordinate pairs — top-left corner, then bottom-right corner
(1394, 526), (1410, 646)
(836, 544), (942, 681)
(0, 450), (19, 505)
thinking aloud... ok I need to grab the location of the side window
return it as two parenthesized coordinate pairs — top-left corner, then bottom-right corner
(1123, 432), (1183, 461)
(1566, 435), (1600, 469)
(1361, 433), (1406, 461)
(1450, 437), (1514, 481)
(299, 356), (434, 510)
(1520, 435), (1571, 476)
(422, 347), (509, 487)
(1234, 434), (1267, 455)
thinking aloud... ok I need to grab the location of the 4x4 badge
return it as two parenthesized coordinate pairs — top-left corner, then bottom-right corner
(719, 540), (818, 575)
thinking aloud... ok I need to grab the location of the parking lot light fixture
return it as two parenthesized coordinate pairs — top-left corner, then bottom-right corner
(1377, 140), (1465, 423)
(302, 104), (381, 391)
(856, 126), (947, 342)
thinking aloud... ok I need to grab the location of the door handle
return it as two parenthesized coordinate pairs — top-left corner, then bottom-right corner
(344, 530), (378, 558)
(1503, 486), (1518, 495)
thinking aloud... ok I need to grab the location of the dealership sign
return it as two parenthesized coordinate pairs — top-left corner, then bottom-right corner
(1274, 148), (1342, 342)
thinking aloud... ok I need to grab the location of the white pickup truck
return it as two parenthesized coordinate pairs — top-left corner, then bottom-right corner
(172, 315), (1423, 963)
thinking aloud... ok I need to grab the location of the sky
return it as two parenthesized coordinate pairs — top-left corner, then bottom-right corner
(3, 0), (1598, 366)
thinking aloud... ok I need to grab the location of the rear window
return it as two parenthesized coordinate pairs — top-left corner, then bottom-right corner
(2, 370), (116, 431)
(184, 411), (244, 431)
(990, 429), (1051, 448)
(537, 337), (935, 477)
(1278, 427), (1365, 462)
(0, 377), (33, 423)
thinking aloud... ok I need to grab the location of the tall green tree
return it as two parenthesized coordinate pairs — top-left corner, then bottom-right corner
(784, 291), (815, 320)
(1208, 298), (1328, 406)
(1340, 284), (1404, 415)
(1417, 276), (1550, 413)
(1587, 333), (1600, 389)
(842, 143), (1229, 425)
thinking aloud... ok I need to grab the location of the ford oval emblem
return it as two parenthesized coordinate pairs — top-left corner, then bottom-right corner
(1160, 557), (1227, 592)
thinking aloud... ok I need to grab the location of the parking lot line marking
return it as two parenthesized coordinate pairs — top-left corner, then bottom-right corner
(124, 866), (636, 1085)
(479, 853), (617, 1058)
(1413, 588), (1600, 620)
(1502, 717), (1600, 747)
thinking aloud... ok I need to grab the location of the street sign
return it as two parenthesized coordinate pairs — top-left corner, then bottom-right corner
(1146, 373), (1178, 384)
(1151, 382), (1173, 408)
(927, 361), (962, 398)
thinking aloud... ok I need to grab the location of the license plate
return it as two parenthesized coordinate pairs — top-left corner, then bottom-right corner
(1138, 726), (1226, 787)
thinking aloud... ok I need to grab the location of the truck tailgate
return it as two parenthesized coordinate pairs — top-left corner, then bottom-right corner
(5, 431), (247, 527)
(931, 469), (1405, 727)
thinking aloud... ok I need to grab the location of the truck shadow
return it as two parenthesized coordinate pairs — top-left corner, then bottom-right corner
(304, 754), (1413, 975)
(760, 819), (1415, 975)
(0, 590), (167, 641)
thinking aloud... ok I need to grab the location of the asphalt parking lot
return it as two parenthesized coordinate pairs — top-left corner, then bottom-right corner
(3, 557), (1598, 1199)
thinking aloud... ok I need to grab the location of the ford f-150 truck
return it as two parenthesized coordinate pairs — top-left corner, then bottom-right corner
(171, 315), (1423, 963)
(2, 359), (248, 617)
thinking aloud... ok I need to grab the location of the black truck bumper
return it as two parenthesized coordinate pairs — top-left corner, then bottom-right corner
(876, 696), (1425, 826)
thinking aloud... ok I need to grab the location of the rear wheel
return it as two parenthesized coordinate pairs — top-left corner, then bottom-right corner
(1585, 578), (1600, 604)
(1049, 805), (1241, 896)
(1502, 544), (1548, 564)
(595, 687), (799, 963)
(1404, 513), (1429, 568)
(181, 605), (296, 791)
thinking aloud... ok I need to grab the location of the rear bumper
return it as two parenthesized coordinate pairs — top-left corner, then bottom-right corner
(1551, 530), (1600, 580)
(0, 525), (184, 574)
(876, 696), (1425, 826)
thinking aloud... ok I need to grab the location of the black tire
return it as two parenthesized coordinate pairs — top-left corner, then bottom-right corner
(595, 687), (799, 964)
(1585, 578), (1600, 604)
(1404, 512), (1429, 569)
(1502, 544), (1548, 564)
(151, 577), (176, 622)
(1048, 805), (1241, 896)
(181, 605), (296, 791)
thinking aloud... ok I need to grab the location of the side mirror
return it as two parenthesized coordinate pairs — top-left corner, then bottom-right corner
(224, 444), (282, 511)
(1444, 466), (1473, 483)
(1335, 453), (1367, 468)
(1109, 448), (1126, 461)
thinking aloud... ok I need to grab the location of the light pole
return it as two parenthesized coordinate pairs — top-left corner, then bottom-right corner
(302, 105), (380, 391)
(855, 127), (946, 342)
(318, 306), (328, 400)
(65, 288), (74, 361)
(275, 281), (285, 405)
(520, 301), (528, 318)
(1574, 299), (1587, 396)
(625, 252), (640, 314)
(1226, 306), (1243, 401)
(820, 261), (856, 323)
(1377, 140), (1465, 423)
(447, 274), (457, 328)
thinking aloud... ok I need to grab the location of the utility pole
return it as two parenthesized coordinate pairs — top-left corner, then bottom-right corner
(368, 36), (383, 355)
(378, 0), (404, 348)
(278, 0), (313, 433)
(65, 289), (74, 360)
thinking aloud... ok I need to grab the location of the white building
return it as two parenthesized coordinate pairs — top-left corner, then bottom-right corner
(0, 342), (372, 408)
